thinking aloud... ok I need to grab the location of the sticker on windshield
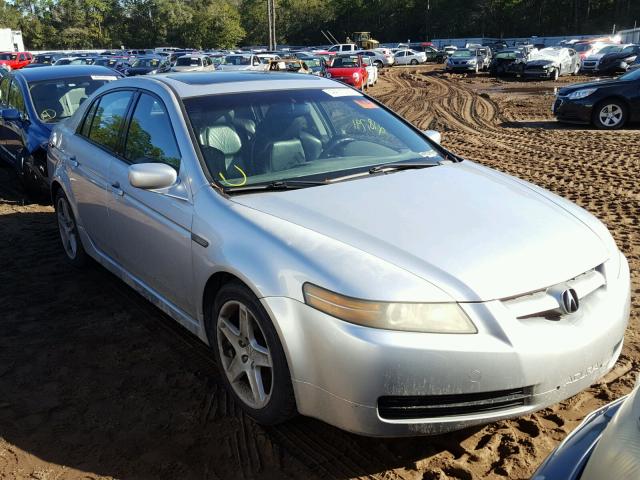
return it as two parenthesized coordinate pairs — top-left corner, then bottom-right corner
(323, 88), (362, 97)
(91, 75), (118, 81)
(353, 99), (378, 109)
(418, 150), (438, 158)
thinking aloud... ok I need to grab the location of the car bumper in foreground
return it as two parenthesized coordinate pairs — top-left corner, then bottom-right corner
(523, 69), (555, 79)
(262, 257), (630, 437)
(446, 64), (477, 72)
(531, 394), (626, 480)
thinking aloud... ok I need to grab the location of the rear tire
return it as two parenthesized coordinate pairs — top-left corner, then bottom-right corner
(209, 282), (297, 425)
(54, 189), (87, 267)
(592, 100), (627, 130)
(410, 59), (418, 65)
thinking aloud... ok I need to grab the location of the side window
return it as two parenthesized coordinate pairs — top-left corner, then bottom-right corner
(79, 99), (99, 137)
(0, 77), (9, 105)
(18, 54), (25, 61)
(88, 90), (134, 152)
(124, 93), (180, 170)
(8, 81), (26, 114)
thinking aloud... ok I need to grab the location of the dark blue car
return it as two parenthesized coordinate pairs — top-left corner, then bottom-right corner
(0, 65), (122, 196)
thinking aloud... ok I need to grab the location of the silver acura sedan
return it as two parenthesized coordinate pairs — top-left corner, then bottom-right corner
(47, 72), (630, 437)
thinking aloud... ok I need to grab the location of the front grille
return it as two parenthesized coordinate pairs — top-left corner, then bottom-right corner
(378, 387), (532, 420)
(583, 61), (597, 68)
(502, 266), (606, 320)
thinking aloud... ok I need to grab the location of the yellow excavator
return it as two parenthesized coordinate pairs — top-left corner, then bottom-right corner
(351, 32), (379, 50)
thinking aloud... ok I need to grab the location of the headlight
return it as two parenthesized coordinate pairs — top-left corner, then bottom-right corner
(148, 69), (158, 74)
(303, 283), (477, 334)
(568, 88), (597, 100)
(352, 72), (360, 79)
(468, 58), (477, 64)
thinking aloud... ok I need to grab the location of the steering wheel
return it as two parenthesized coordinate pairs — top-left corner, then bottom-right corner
(319, 136), (357, 159)
(40, 109), (57, 122)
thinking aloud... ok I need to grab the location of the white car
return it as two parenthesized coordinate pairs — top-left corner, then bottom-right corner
(362, 56), (378, 86)
(394, 49), (427, 65)
(217, 54), (267, 72)
(357, 49), (395, 68)
(171, 54), (216, 72)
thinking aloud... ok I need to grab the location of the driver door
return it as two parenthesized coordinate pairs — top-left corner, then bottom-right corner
(3, 80), (28, 163)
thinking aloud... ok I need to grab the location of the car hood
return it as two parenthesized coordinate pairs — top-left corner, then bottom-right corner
(172, 66), (203, 72)
(558, 78), (622, 94)
(231, 162), (608, 301)
(585, 52), (609, 61)
(526, 59), (557, 67)
(327, 67), (362, 75)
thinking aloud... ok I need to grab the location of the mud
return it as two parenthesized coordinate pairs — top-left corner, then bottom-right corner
(0, 64), (638, 479)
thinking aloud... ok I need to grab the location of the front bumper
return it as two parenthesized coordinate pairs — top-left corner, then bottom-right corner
(329, 76), (360, 87)
(446, 63), (477, 72)
(262, 256), (630, 437)
(553, 95), (594, 123)
(523, 69), (555, 79)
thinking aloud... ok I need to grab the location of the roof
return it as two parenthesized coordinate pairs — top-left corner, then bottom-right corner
(128, 71), (338, 98)
(14, 65), (121, 82)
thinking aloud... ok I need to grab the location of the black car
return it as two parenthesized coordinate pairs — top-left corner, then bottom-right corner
(594, 44), (640, 75)
(489, 49), (527, 76)
(124, 55), (171, 76)
(552, 68), (640, 129)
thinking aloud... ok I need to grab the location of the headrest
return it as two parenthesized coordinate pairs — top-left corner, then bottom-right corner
(200, 125), (241, 156)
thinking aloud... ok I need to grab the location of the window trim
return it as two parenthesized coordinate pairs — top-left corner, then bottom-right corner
(118, 90), (182, 170)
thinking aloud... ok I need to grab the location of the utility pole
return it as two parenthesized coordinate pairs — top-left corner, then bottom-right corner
(267, 0), (277, 50)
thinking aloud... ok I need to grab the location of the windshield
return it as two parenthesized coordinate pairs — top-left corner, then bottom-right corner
(496, 51), (518, 59)
(452, 50), (473, 58)
(177, 57), (202, 67)
(332, 57), (359, 67)
(573, 43), (592, 52)
(305, 58), (322, 68)
(223, 55), (251, 65)
(132, 58), (161, 68)
(599, 45), (622, 54)
(185, 89), (445, 189)
(29, 76), (117, 123)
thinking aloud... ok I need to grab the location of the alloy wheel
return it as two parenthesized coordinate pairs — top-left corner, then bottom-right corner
(56, 196), (78, 259)
(216, 300), (273, 409)
(598, 104), (623, 128)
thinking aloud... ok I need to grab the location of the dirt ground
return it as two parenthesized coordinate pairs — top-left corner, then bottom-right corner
(1, 65), (638, 480)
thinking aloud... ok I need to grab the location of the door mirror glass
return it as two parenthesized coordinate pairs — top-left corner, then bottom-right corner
(1, 108), (21, 121)
(128, 163), (177, 190)
(422, 130), (441, 145)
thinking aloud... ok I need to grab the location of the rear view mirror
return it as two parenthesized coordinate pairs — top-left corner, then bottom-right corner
(423, 130), (442, 145)
(128, 162), (177, 190)
(1, 108), (21, 122)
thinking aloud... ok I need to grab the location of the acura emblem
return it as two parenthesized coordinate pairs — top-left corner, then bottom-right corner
(561, 288), (580, 314)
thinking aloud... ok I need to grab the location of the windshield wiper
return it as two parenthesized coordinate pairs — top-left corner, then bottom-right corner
(368, 161), (439, 174)
(223, 179), (327, 194)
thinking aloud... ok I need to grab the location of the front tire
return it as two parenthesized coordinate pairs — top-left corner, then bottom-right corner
(209, 282), (297, 425)
(54, 189), (87, 267)
(592, 100), (627, 130)
(551, 68), (559, 81)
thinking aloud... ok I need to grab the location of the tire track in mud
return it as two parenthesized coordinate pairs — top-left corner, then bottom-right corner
(370, 66), (640, 479)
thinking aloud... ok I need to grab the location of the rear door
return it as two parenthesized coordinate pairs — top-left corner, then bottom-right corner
(70, 89), (135, 256)
(0, 76), (13, 161)
(106, 91), (194, 314)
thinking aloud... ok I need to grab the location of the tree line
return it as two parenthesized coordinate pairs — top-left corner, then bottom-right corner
(1, 0), (638, 50)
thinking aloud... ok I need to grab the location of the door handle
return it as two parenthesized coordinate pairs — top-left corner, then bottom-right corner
(68, 155), (79, 168)
(111, 181), (124, 196)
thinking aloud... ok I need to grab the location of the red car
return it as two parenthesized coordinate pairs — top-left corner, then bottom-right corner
(0, 51), (33, 70)
(326, 55), (368, 90)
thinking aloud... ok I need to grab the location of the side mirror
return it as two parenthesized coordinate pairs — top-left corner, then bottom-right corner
(1, 108), (21, 122)
(128, 162), (177, 190)
(423, 130), (441, 145)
